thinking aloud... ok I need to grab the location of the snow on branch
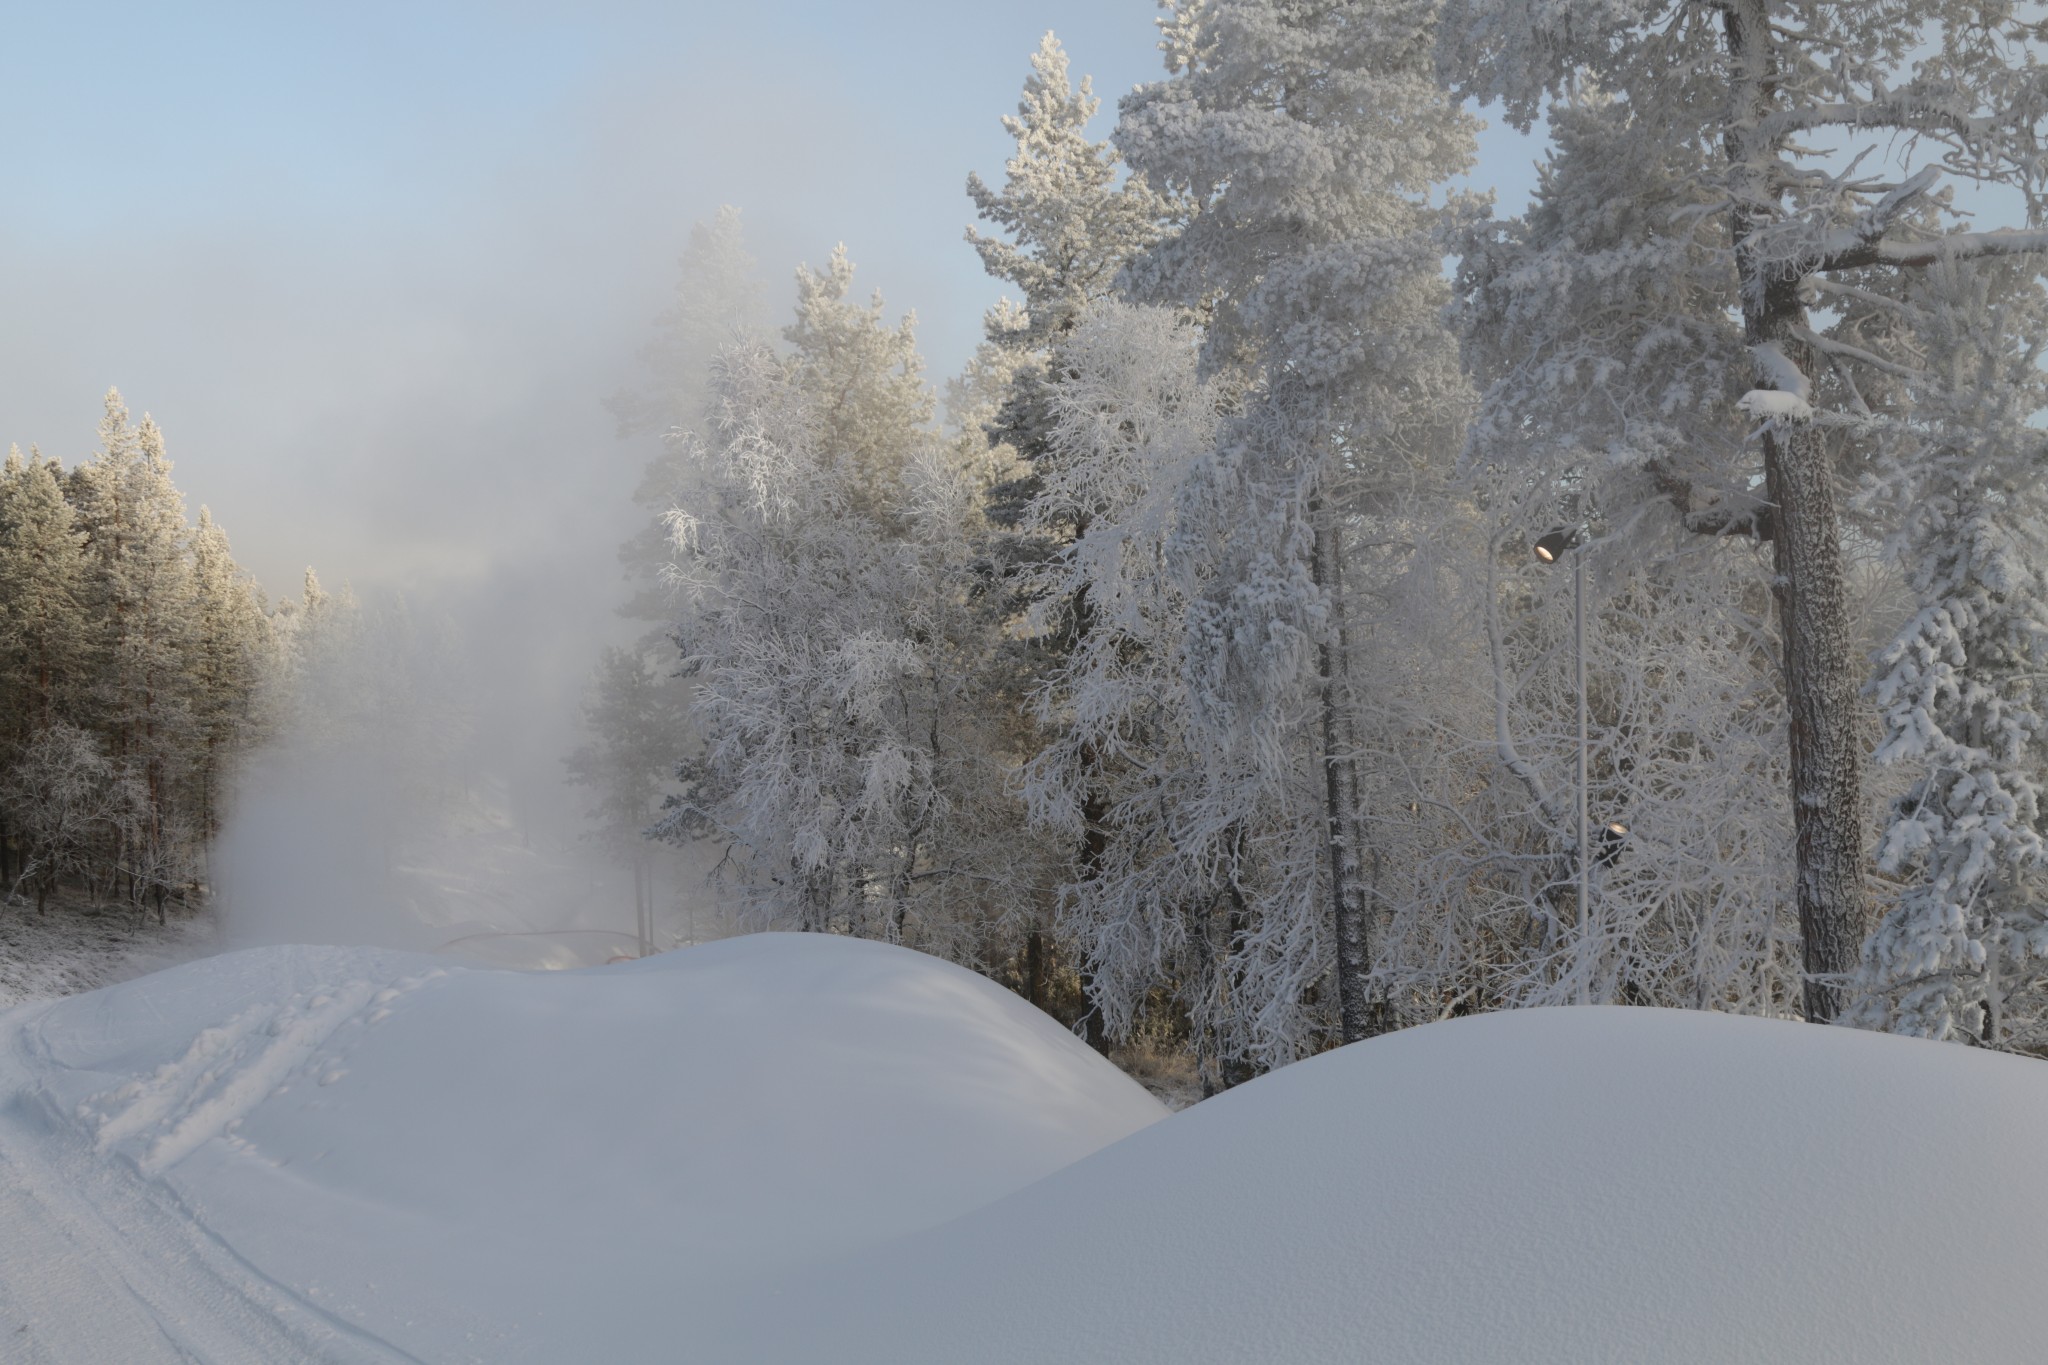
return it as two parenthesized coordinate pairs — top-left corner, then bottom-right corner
(1737, 341), (1813, 423)
(1854, 229), (2048, 271)
(1788, 326), (1925, 384)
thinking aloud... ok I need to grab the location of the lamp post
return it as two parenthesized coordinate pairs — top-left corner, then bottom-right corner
(1534, 528), (1592, 996)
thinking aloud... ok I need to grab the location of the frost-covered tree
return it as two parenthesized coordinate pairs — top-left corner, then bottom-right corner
(187, 506), (270, 844)
(659, 340), (931, 934)
(1443, 0), (2048, 1022)
(611, 207), (767, 626)
(783, 245), (934, 522)
(0, 723), (139, 913)
(658, 239), (1038, 968)
(1451, 80), (1812, 1018)
(1111, 0), (1477, 1050)
(967, 31), (1172, 359)
(1851, 257), (2048, 1045)
(963, 32), (1178, 1036)
(1, 396), (270, 914)
(0, 446), (93, 891)
(1015, 301), (1243, 1075)
(68, 396), (204, 913)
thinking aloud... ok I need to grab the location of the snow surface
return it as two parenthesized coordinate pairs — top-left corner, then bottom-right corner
(0, 933), (1164, 1362)
(5, 938), (2048, 1363)
(732, 1007), (2048, 1364)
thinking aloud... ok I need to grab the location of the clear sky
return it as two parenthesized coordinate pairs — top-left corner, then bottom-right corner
(1, 1), (1543, 810)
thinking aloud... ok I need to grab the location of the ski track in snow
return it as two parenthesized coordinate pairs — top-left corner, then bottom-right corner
(0, 969), (447, 1363)
(77, 973), (442, 1176)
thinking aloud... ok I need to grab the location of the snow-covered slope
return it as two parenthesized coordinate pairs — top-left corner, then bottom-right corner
(0, 933), (1165, 1362)
(739, 1006), (2048, 1364)
(9, 942), (2048, 1364)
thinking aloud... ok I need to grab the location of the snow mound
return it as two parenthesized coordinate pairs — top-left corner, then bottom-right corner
(0, 933), (1164, 1362)
(740, 1007), (2048, 1364)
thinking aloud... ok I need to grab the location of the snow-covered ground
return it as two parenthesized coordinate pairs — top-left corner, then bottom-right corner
(0, 933), (1162, 1362)
(3, 932), (2046, 1362)
(0, 894), (219, 1014)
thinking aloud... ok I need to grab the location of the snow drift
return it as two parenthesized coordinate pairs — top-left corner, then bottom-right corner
(6, 939), (2048, 1363)
(737, 1006), (2048, 1364)
(0, 933), (1164, 1362)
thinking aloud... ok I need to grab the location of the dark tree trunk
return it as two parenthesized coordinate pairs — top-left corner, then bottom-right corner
(1312, 506), (1378, 1042)
(1724, 0), (1867, 1021)
(1073, 795), (1111, 1054)
(1024, 929), (1045, 1011)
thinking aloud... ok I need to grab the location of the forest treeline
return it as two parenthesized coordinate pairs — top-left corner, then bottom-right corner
(0, 395), (375, 919)
(572, 0), (2048, 1091)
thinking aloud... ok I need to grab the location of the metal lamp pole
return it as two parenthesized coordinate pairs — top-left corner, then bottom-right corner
(1574, 540), (1589, 979)
(1535, 529), (1592, 1001)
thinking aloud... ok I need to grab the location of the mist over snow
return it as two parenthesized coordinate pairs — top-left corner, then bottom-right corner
(0, 1), (1267, 959)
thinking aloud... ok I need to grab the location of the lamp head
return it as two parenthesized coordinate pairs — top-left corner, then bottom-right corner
(1533, 528), (1575, 563)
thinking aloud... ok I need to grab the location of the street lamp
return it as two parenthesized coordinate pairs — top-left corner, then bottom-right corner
(1599, 819), (1629, 868)
(1534, 527), (1592, 992)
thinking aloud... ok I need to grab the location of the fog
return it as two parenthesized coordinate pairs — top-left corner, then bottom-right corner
(3, 4), (1542, 956)
(0, 4), (1178, 955)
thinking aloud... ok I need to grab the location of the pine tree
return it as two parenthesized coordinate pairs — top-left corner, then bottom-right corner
(0, 447), (92, 738)
(0, 446), (92, 890)
(1851, 257), (2048, 1045)
(783, 245), (934, 521)
(1110, 0), (1477, 1056)
(967, 32), (1170, 356)
(1443, 0), (2048, 1021)
(964, 32), (1176, 1039)
(69, 394), (204, 913)
(188, 506), (270, 845)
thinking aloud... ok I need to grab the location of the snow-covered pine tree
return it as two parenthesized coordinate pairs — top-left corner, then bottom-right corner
(1442, 0), (2048, 1021)
(966, 30), (1170, 360)
(0, 446), (93, 890)
(68, 396), (203, 915)
(187, 506), (270, 846)
(1012, 300), (1234, 1075)
(612, 207), (766, 626)
(659, 337), (923, 935)
(0, 445), (91, 731)
(963, 31), (1175, 1035)
(1851, 256), (2048, 1046)
(783, 245), (934, 526)
(1113, 0), (1477, 1053)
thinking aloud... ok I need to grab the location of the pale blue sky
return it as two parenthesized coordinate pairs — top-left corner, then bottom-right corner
(2, 2), (1541, 590)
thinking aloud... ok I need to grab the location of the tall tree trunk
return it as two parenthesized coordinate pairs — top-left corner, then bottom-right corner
(1074, 794), (1111, 1055)
(1312, 504), (1377, 1042)
(1725, 0), (1867, 1022)
(1024, 929), (1045, 1011)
